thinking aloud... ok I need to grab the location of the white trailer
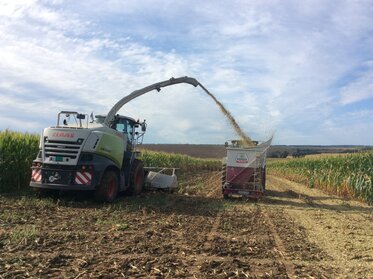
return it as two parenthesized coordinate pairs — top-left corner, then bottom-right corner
(222, 137), (272, 199)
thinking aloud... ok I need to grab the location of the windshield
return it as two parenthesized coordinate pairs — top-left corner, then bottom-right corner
(57, 111), (88, 128)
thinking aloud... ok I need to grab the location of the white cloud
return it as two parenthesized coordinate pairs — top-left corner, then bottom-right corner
(339, 62), (373, 105)
(0, 116), (43, 132)
(0, 0), (37, 18)
(347, 109), (373, 119)
(0, 0), (372, 145)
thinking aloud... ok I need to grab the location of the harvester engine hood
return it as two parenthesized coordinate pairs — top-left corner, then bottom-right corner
(41, 127), (92, 166)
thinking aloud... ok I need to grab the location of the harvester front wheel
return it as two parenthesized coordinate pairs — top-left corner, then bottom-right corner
(128, 159), (144, 195)
(94, 170), (118, 202)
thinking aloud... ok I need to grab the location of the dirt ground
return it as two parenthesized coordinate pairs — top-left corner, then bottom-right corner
(0, 171), (372, 278)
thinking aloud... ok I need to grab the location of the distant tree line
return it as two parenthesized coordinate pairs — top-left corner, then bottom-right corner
(268, 146), (372, 158)
(269, 150), (289, 158)
(269, 149), (320, 158)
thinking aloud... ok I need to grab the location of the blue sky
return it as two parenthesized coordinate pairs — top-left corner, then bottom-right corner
(0, 0), (372, 145)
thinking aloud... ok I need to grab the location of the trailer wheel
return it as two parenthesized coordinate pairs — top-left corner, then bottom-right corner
(128, 159), (144, 195)
(94, 170), (118, 202)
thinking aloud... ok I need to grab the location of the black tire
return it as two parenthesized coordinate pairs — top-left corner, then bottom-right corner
(128, 159), (144, 195)
(94, 170), (118, 202)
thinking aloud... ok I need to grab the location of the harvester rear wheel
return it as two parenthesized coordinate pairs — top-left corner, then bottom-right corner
(94, 170), (118, 202)
(128, 159), (144, 195)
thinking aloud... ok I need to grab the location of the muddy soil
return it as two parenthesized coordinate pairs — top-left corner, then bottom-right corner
(0, 172), (372, 278)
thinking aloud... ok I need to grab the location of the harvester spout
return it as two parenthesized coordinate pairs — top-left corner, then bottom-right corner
(104, 76), (199, 126)
(104, 75), (253, 146)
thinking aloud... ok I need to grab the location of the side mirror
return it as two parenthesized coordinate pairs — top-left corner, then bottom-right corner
(141, 120), (147, 132)
(77, 114), (86, 120)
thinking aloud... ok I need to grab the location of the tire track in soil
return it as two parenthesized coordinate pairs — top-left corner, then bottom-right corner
(265, 175), (373, 277)
(189, 172), (291, 278)
(173, 213), (222, 278)
(120, 171), (224, 278)
(177, 171), (224, 277)
(202, 206), (289, 278)
(200, 170), (223, 256)
(178, 171), (273, 277)
(260, 207), (296, 278)
(177, 169), (221, 261)
(180, 171), (282, 278)
(203, 211), (222, 251)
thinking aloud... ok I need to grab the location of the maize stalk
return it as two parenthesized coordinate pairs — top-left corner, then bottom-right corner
(268, 152), (373, 204)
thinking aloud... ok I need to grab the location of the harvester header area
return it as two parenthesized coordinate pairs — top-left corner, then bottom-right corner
(145, 168), (178, 190)
(222, 137), (272, 199)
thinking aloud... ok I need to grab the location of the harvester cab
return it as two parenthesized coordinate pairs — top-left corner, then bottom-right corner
(98, 114), (146, 148)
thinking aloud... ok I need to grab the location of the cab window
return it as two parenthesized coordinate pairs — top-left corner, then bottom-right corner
(115, 123), (126, 133)
(115, 118), (127, 133)
(127, 122), (134, 142)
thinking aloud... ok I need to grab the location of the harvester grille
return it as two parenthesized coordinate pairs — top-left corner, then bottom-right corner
(43, 139), (83, 164)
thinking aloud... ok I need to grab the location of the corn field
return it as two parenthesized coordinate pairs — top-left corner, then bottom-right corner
(0, 130), (220, 193)
(0, 130), (40, 192)
(140, 150), (221, 171)
(268, 152), (373, 204)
